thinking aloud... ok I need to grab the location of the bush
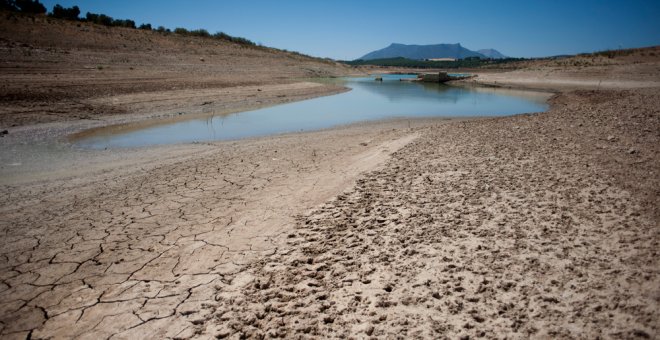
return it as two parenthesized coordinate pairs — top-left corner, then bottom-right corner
(0, 0), (17, 11)
(86, 12), (112, 26)
(2, 0), (47, 13)
(138, 23), (151, 30)
(50, 4), (80, 20)
(213, 31), (230, 40)
(112, 19), (135, 28)
(15, 0), (46, 13)
(189, 29), (210, 37)
(173, 27), (188, 35)
(213, 31), (255, 46)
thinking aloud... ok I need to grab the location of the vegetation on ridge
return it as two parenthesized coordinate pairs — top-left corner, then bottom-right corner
(1, 0), (340, 64)
(342, 56), (525, 69)
(2, 0), (258, 47)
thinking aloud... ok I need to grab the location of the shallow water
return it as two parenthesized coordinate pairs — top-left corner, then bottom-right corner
(74, 75), (549, 149)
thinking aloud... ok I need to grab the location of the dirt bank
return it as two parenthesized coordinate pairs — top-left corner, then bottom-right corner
(0, 12), (363, 128)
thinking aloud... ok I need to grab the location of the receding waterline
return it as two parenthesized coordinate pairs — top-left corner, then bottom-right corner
(73, 75), (549, 149)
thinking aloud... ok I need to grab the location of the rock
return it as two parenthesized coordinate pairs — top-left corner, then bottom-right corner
(199, 57), (205, 62)
(627, 148), (637, 154)
(607, 135), (616, 141)
(1, 130), (7, 135)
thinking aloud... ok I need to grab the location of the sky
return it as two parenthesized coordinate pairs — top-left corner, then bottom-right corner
(40, 0), (660, 60)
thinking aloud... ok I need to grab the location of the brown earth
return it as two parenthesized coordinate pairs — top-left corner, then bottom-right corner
(0, 11), (361, 128)
(0, 13), (659, 340)
(214, 88), (658, 339)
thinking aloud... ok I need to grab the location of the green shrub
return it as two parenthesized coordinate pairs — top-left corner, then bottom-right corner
(86, 12), (112, 26)
(173, 27), (188, 35)
(50, 4), (80, 20)
(14, 0), (46, 13)
(212, 31), (255, 46)
(112, 19), (135, 28)
(189, 29), (210, 37)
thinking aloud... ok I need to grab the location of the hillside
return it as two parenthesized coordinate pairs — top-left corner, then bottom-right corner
(359, 43), (489, 60)
(477, 48), (507, 59)
(0, 11), (354, 127)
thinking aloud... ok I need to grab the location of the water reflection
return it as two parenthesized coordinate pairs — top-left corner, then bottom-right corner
(73, 75), (549, 149)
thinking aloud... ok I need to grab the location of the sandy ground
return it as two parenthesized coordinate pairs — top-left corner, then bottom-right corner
(1, 14), (659, 339)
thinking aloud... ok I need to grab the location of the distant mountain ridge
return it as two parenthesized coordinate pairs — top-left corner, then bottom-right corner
(477, 48), (508, 59)
(358, 43), (507, 60)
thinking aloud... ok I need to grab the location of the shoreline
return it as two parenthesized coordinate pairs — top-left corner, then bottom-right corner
(1, 78), (551, 186)
(1, 72), (658, 338)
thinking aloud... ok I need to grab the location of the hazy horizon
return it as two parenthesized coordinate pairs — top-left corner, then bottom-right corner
(39, 0), (660, 60)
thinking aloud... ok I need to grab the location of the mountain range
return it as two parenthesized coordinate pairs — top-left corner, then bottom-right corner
(358, 43), (507, 60)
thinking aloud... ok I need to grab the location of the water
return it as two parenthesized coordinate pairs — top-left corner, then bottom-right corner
(73, 75), (549, 149)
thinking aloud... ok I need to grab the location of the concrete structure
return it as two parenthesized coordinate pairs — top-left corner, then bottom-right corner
(425, 58), (456, 62)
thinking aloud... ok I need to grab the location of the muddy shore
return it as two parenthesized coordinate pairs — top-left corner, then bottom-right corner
(1, 80), (658, 338)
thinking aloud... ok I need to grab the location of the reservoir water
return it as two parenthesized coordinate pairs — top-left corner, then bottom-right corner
(73, 74), (549, 149)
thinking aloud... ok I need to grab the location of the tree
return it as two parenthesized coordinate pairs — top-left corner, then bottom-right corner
(112, 19), (135, 28)
(173, 27), (188, 35)
(138, 23), (152, 30)
(50, 4), (80, 20)
(86, 12), (113, 26)
(14, 0), (46, 13)
(1, 0), (18, 11)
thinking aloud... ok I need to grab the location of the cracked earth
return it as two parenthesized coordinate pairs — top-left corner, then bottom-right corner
(188, 89), (658, 339)
(0, 118), (419, 339)
(0, 89), (658, 339)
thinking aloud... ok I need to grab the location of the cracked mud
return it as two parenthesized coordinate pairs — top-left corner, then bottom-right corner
(197, 89), (657, 338)
(0, 119), (418, 339)
(1, 88), (658, 339)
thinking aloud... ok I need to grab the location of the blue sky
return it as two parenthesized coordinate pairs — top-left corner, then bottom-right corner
(40, 0), (660, 60)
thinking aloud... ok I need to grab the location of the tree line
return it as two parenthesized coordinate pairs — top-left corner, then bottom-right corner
(1, 0), (257, 46)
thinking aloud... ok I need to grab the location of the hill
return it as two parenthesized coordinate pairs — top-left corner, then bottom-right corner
(344, 56), (523, 69)
(477, 48), (507, 59)
(359, 43), (488, 60)
(0, 11), (353, 127)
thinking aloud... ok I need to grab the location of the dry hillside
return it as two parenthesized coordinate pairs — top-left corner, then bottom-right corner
(0, 12), (355, 127)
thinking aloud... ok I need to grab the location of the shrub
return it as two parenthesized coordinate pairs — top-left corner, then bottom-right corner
(213, 31), (231, 40)
(50, 4), (80, 20)
(189, 29), (210, 37)
(173, 27), (188, 35)
(14, 0), (46, 13)
(213, 31), (255, 46)
(138, 23), (151, 30)
(1, 0), (17, 11)
(112, 19), (135, 28)
(86, 12), (113, 26)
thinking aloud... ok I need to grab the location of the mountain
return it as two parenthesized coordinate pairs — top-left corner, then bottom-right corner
(359, 43), (486, 60)
(477, 48), (508, 59)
